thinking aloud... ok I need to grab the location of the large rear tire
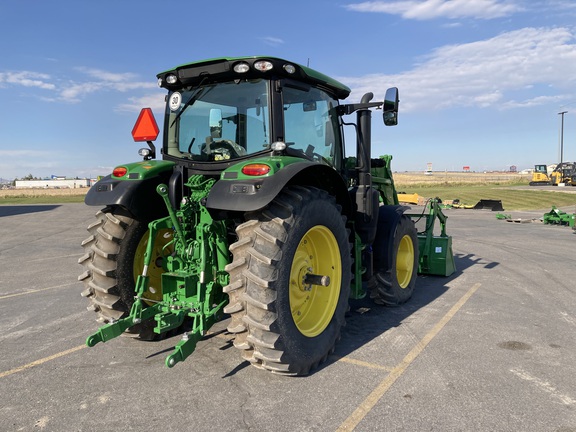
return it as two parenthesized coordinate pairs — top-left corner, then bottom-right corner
(78, 207), (171, 339)
(224, 186), (351, 375)
(370, 214), (418, 306)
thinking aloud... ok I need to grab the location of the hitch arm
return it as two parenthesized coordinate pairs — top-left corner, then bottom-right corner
(86, 282), (162, 347)
(86, 218), (163, 347)
(164, 297), (226, 368)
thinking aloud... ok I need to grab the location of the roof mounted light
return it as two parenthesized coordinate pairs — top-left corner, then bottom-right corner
(254, 60), (273, 72)
(157, 78), (163, 87)
(165, 74), (178, 84)
(234, 62), (250, 73)
(283, 64), (296, 74)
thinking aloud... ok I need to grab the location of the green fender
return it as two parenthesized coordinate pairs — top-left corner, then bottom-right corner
(85, 160), (174, 220)
(206, 157), (351, 218)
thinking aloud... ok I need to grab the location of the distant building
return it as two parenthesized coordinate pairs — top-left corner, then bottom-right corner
(15, 179), (90, 189)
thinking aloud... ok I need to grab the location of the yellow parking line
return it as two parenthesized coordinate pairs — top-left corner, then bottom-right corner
(337, 283), (482, 431)
(25, 253), (81, 263)
(335, 356), (394, 372)
(0, 282), (77, 300)
(0, 345), (87, 379)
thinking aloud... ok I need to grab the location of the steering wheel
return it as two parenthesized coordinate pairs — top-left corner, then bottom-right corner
(211, 140), (246, 159)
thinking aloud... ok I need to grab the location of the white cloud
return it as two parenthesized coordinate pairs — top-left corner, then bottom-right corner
(345, 0), (523, 20)
(75, 67), (138, 82)
(0, 71), (55, 90)
(338, 27), (576, 112)
(54, 68), (156, 103)
(0, 66), (156, 103)
(261, 36), (285, 46)
(115, 93), (166, 113)
(58, 82), (106, 103)
(501, 94), (572, 109)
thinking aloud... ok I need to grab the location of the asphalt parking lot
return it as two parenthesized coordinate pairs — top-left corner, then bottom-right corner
(1, 203), (575, 431)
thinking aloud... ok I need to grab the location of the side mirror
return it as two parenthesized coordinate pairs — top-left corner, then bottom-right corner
(209, 108), (223, 139)
(383, 87), (399, 126)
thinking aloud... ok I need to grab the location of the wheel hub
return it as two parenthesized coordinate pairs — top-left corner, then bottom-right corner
(396, 234), (415, 289)
(289, 225), (341, 337)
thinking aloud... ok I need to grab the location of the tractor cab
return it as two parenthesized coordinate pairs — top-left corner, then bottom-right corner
(155, 57), (350, 174)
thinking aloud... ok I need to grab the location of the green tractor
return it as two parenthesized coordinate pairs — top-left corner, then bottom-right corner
(78, 56), (422, 375)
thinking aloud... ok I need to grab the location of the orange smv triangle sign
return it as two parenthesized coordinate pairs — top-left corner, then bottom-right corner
(132, 108), (159, 142)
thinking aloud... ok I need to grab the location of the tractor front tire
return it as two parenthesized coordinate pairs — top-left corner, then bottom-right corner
(224, 186), (351, 375)
(370, 214), (418, 306)
(78, 207), (169, 340)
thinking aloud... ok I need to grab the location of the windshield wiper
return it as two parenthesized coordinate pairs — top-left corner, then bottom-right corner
(170, 77), (209, 128)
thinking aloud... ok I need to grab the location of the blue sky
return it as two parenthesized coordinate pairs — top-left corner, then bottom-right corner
(1, 0), (576, 179)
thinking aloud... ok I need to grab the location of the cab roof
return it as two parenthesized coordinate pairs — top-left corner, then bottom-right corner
(157, 56), (351, 100)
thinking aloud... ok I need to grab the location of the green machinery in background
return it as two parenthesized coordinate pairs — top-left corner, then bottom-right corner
(407, 199), (456, 277)
(543, 206), (575, 228)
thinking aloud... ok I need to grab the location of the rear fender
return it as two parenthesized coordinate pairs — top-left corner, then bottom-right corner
(206, 159), (351, 218)
(85, 160), (174, 220)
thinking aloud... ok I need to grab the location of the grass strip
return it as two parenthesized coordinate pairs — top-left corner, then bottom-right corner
(397, 184), (576, 211)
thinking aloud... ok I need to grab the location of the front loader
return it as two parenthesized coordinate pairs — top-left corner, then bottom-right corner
(550, 162), (576, 186)
(79, 56), (435, 375)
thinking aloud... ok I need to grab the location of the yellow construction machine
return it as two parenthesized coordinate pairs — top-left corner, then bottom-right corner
(550, 162), (576, 186)
(529, 164), (549, 186)
(530, 162), (576, 186)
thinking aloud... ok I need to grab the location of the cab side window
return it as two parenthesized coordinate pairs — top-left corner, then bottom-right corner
(282, 85), (342, 168)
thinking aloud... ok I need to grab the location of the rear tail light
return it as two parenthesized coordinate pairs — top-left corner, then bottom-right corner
(241, 164), (271, 176)
(112, 166), (128, 177)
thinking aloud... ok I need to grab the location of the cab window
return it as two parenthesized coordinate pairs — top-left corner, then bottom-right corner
(164, 79), (270, 161)
(282, 84), (342, 168)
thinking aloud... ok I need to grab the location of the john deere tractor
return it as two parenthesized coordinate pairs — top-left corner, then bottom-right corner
(79, 56), (420, 375)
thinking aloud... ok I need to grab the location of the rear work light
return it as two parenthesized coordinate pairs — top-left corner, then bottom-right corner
(113, 166), (128, 177)
(241, 164), (271, 176)
(233, 62), (250, 73)
(254, 61), (273, 72)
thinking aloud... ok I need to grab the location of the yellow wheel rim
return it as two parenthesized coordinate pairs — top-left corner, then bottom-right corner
(396, 234), (415, 289)
(133, 228), (173, 303)
(289, 225), (341, 337)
